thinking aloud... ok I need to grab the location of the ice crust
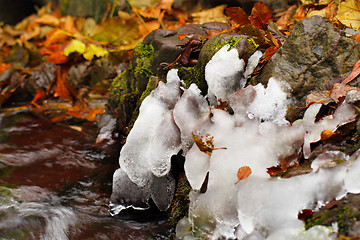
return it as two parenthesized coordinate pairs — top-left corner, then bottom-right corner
(111, 45), (360, 239)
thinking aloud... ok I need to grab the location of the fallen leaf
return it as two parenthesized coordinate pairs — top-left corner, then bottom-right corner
(46, 50), (68, 64)
(91, 18), (140, 45)
(225, 7), (250, 25)
(0, 63), (11, 75)
(336, 0), (360, 29)
(35, 14), (60, 26)
(159, 0), (174, 12)
(261, 45), (278, 62)
(249, 2), (272, 30)
(192, 132), (215, 156)
(306, 91), (333, 106)
(83, 43), (108, 60)
(330, 83), (358, 103)
(191, 5), (227, 24)
(64, 39), (86, 56)
(266, 166), (283, 177)
(298, 209), (314, 220)
(355, 32), (360, 42)
(54, 69), (72, 100)
(341, 59), (360, 85)
(235, 166), (252, 184)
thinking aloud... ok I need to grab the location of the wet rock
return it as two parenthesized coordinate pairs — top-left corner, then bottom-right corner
(107, 23), (231, 133)
(253, 16), (360, 122)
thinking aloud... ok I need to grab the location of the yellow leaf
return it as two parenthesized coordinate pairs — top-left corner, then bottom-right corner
(91, 18), (140, 45)
(336, 0), (360, 29)
(64, 39), (86, 56)
(83, 44), (108, 61)
(191, 5), (228, 24)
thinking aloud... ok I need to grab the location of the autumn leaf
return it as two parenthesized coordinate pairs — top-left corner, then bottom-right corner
(0, 63), (11, 75)
(330, 83), (358, 103)
(192, 132), (215, 156)
(298, 209), (314, 221)
(261, 45), (278, 62)
(54, 69), (72, 100)
(356, 32), (360, 43)
(306, 91), (333, 106)
(35, 14), (60, 26)
(225, 7), (250, 25)
(341, 59), (360, 85)
(64, 39), (86, 56)
(266, 166), (283, 177)
(235, 166), (252, 184)
(249, 2), (272, 30)
(192, 132), (226, 156)
(191, 5), (227, 24)
(46, 51), (68, 64)
(91, 18), (140, 45)
(336, 0), (360, 29)
(83, 44), (108, 60)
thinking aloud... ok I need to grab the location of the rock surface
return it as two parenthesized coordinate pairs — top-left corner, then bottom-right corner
(253, 16), (360, 121)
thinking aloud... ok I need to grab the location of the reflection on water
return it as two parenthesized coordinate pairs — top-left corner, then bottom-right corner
(0, 110), (173, 239)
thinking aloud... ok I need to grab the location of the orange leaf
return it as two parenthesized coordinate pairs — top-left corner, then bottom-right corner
(341, 59), (360, 85)
(356, 32), (360, 43)
(0, 63), (11, 75)
(249, 2), (272, 30)
(54, 69), (72, 100)
(235, 166), (252, 184)
(225, 7), (250, 25)
(47, 51), (68, 64)
(31, 88), (46, 105)
(262, 45), (278, 62)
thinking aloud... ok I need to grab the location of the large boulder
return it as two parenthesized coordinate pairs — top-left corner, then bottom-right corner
(253, 16), (360, 121)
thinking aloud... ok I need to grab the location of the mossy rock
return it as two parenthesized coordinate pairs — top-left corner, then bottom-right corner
(178, 33), (258, 93)
(253, 16), (360, 122)
(304, 194), (360, 236)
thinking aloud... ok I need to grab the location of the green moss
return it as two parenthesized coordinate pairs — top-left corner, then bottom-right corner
(304, 205), (359, 235)
(133, 42), (155, 93)
(168, 174), (191, 226)
(209, 36), (258, 53)
(178, 65), (203, 89)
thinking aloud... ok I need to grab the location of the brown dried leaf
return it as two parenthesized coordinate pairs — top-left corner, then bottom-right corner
(249, 2), (272, 30)
(192, 132), (215, 156)
(330, 83), (358, 103)
(306, 91), (333, 106)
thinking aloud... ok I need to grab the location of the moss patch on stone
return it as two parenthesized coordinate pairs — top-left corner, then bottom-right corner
(168, 174), (191, 227)
(304, 194), (360, 235)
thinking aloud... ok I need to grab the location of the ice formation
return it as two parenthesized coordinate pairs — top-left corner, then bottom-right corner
(111, 44), (360, 239)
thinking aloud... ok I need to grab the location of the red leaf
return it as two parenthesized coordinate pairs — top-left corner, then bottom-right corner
(298, 209), (314, 220)
(341, 59), (360, 85)
(249, 2), (272, 30)
(225, 7), (250, 25)
(266, 166), (283, 177)
(262, 45), (278, 62)
(235, 166), (252, 184)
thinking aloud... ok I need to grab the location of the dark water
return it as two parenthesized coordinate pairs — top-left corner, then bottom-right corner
(0, 109), (173, 240)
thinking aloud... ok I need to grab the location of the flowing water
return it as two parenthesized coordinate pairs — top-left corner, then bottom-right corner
(0, 109), (173, 240)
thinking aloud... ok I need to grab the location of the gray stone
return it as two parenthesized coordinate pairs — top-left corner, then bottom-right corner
(253, 16), (360, 121)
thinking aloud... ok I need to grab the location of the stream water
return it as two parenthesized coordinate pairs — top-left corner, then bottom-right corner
(0, 109), (173, 239)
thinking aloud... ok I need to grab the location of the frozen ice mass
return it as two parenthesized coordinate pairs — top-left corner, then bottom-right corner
(111, 45), (360, 239)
